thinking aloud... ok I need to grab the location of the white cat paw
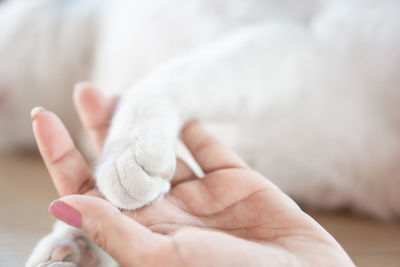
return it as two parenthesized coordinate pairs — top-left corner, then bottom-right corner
(26, 224), (103, 267)
(96, 140), (175, 210)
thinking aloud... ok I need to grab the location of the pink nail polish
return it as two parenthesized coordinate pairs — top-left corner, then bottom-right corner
(49, 200), (82, 229)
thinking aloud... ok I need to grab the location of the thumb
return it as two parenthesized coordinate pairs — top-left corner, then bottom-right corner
(49, 195), (166, 266)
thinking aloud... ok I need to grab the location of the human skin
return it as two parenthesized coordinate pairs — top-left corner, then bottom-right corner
(31, 83), (355, 267)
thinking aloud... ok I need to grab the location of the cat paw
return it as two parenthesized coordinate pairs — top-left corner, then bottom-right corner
(96, 140), (176, 210)
(26, 223), (103, 267)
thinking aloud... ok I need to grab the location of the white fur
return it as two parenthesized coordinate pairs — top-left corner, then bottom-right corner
(25, 221), (116, 267)
(0, 0), (396, 265)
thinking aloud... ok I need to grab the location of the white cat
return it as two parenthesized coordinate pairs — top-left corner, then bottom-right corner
(0, 0), (398, 266)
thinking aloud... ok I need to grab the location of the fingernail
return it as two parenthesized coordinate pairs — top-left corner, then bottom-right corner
(49, 200), (82, 229)
(74, 82), (94, 93)
(30, 106), (45, 121)
(73, 83), (84, 93)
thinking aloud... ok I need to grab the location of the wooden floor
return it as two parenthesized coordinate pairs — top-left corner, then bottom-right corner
(1, 154), (399, 266)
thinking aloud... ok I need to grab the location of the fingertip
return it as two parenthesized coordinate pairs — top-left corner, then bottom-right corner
(49, 199), (83, 229)
(74, 82), (96, 94)
(30, 106), (45, 121)
(74, 82), (104, 111)
(53, 195), (117, 230)
(180, 119), (215, 151)
(32, 108), (62, 131)
(58, 195), (119, 219)
(31, 108), (60, 137)
(180, 119), (201, 138)
(74, 82), (88, 102)
(58, 195), (162, 267)
(58, 195), (136, 240)
(73, 82), (117, 114)
(180, 119), (248, 173)
(74, 82), (103, 106)
(32, 108), (76, 162)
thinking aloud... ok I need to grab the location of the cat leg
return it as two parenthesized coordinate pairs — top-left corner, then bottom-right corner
(97, 14), (400, 219)
(26, 221), (117, 267)
(94, 22), (306, 209)
(95, 87), (181, 209)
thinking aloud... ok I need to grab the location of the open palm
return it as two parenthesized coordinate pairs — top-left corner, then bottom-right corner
(32, 83), (354, 266)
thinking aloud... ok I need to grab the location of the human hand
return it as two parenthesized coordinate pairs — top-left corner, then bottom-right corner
(31, 83), (354, 266)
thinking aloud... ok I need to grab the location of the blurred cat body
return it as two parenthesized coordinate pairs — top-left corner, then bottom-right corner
(1, 0), (399, 265)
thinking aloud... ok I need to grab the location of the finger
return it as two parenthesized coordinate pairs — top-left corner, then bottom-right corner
(31, 107), (96, 196)
(180, 120), (248, 173)
(50, 195), (172, 267)
(171, 159), (196, 186)
(73, 82), (118, 156)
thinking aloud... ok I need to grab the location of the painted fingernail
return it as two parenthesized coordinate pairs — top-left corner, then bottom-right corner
(30, 106), (44, 121)
(49, 200), (82, 229)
